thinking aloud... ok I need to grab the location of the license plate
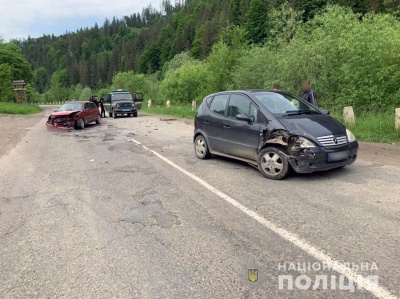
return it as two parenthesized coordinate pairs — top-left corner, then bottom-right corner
(123, 109), (131, 112)
(328, 151), (349, 162)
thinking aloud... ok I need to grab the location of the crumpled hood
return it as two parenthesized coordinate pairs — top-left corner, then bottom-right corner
(50, 110), (80, 117)
(277, 114), (346, 140)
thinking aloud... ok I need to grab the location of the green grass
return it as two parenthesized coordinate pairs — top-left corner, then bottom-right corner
(141, 105), (196, 119)
(0, 102), (42, 115)
(331, 110), (400, 143)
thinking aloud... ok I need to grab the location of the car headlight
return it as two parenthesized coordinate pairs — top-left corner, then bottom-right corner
(346, 129), (357, 142)
(298, 137), (316, 148)
(291, 136), (315, 148)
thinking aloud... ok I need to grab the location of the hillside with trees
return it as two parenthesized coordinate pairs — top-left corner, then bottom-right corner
(1, 0), (400, 112)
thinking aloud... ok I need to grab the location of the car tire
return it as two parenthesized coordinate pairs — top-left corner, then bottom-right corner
(76, 118), (85, 130)
(194, 135), (211, 159)
(95, 115), (101, 124)
(109, 111), (112, 117)
(133, 111), (138, 117)
(257, 147), (289, 180)
(113, 110), (117, 119)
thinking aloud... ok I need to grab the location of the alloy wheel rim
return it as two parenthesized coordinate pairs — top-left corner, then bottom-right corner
(261, 152), (283, 176)
(196, 138), (206, 157)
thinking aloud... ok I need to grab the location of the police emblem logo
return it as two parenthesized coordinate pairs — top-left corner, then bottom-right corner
(248, 269), (258, 283)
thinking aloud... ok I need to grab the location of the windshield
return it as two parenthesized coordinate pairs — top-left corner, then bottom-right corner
(111, 93), (133, 101)
(253, 92), (319, 117)
(58, 103), (82, 111)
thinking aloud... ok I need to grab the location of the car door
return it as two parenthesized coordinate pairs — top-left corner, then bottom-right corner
(222, 94), (261, 160)
(205, 94), (230, 153)
(103, 94), (111, 113)
(82, 103), (92, 123)
(89, 102), (98, 121)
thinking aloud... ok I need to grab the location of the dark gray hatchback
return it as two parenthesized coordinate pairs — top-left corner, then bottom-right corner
(193, 90), (358, 180)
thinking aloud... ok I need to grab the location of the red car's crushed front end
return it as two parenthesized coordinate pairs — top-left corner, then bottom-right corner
(46, 111), (79, 130)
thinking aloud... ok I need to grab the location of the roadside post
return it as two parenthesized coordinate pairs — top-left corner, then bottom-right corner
(148, 99), (152, 108)
(343, 106), (355, 124)
(192, 101), (196, 111)
(396, 108), (400, 130)
(166, 100), (170, 108)
(12, 80), (27, 103)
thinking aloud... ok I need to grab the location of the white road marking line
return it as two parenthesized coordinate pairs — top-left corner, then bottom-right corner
(131, 139), (141, 145)
(131, 139), (396, 299)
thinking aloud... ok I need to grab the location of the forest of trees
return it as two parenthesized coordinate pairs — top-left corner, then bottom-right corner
(1, 0), (400, 111)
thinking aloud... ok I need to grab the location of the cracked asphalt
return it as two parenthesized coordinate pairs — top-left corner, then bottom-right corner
(0, 108), (399, 299)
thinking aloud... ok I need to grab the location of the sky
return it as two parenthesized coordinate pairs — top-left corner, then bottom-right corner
(0, 0), (161, 41)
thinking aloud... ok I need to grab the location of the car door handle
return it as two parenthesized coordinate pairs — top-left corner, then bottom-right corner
(223, 125), (230, 129)
(204, 120), (209, 124)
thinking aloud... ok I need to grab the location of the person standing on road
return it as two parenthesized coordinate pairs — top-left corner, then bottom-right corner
(301, 80), (318, 107)
(93, 96), (100, 108)
(273, 84), (282, 91)
(99, 98), (106, 118)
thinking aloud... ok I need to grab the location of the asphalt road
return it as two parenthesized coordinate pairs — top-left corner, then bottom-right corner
(0, 108), (399, 299)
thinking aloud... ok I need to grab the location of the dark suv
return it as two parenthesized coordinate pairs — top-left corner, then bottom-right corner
(194, 90), (358, 180)
(103, 89), (138, 118)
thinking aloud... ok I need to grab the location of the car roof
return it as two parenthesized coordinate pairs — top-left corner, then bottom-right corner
(210, 89), (279, 95)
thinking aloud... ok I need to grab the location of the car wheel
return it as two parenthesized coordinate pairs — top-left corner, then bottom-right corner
(76, 118), (85, 130)
(257, 147), (289, 180)
(95, 115), (101, 124)
(194, 135), (211, 159)
(113, 110), (117, 119)
(133, 111), (138, 117)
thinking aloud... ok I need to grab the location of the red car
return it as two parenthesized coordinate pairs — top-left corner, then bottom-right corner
(46, 101), (101, 130)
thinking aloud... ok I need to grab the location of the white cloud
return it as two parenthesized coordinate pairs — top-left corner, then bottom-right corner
(0, 0), (161, 40)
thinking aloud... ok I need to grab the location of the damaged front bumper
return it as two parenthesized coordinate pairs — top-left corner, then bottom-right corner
(46, 119), (75, 130)
(287, 141), (359, 173)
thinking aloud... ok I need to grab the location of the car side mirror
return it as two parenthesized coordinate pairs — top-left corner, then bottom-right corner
(236, 113), (253, 122)
(320, 109), (330, 115)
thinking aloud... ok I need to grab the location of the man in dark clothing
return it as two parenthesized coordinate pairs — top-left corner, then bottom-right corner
(273, 84), (282, 91)
(301, 80), (318, 107)
(93, 96), (100, 108)
(99, 98), (106, 118)
(89, 96), (99, 108)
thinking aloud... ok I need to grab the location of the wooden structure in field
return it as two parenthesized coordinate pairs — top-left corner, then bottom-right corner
(13, 80), (27, 103)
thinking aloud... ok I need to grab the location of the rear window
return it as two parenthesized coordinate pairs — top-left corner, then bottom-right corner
(210, 94), (229, 116)
(206, 96), (213, 107)
(196, 102), (204, 116)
